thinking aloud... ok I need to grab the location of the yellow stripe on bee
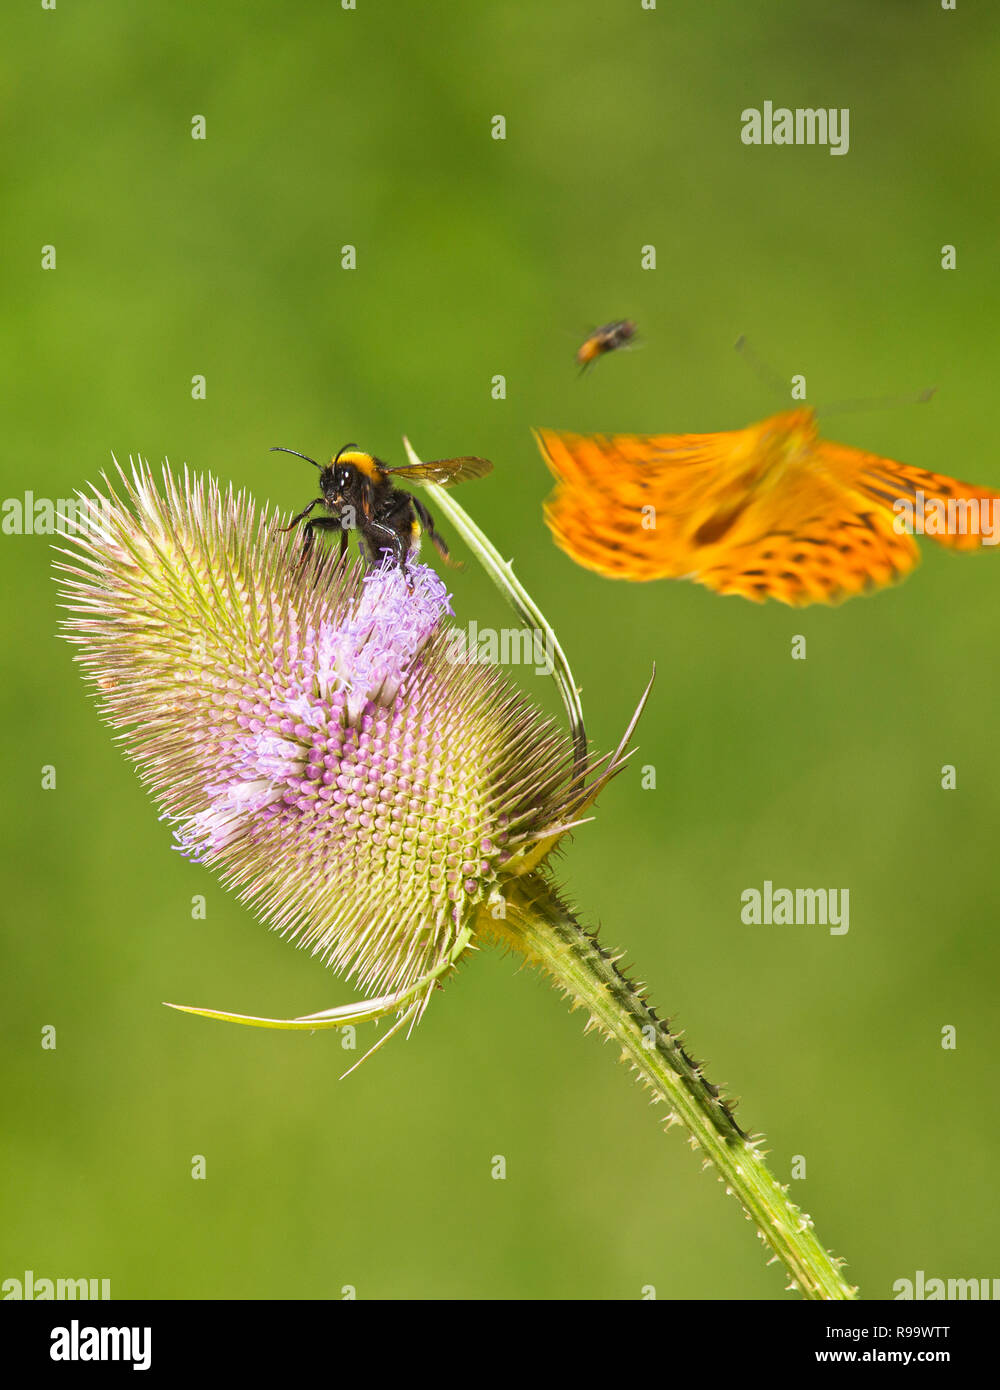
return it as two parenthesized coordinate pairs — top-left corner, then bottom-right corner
(333, 449), (382, 480)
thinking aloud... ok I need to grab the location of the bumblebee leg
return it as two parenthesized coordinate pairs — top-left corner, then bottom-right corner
(412, 498), (462, 569)
(278, 498), (325, 533)
(316, 516), (352, 567)
(298, 517), (345, 577)
(368, 519), (409, 572)
(368, 492), (422, 585)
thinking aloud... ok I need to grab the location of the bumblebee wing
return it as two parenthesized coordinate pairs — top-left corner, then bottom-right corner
(385, 457), (492, 487)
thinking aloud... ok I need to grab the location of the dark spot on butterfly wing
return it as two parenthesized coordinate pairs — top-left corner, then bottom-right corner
(692, 498), (753, 547)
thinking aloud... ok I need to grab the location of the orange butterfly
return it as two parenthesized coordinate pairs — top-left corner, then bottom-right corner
(535, 408), (1000, 605)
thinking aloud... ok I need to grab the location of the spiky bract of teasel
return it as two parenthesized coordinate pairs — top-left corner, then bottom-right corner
(56, 462), (622, 1003)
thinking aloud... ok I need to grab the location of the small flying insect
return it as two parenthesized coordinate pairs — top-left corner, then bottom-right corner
(575, 319), (637, 374)
(271, 443), (492, 574)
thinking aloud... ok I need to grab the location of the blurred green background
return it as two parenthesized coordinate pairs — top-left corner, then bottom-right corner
(3, 1), (999, 1301)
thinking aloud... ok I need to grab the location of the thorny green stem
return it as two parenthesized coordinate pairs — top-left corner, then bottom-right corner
(492, 874), (858, 1301)
(403, 436), (588, 775)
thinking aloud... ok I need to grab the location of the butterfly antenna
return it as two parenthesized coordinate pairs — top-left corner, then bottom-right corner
(734, 334), (793, 403)
(817, 387), (937, 419)
(271, 446), (321, 468)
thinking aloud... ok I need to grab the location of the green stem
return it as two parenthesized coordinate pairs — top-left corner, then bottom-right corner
(495, 874), (858, 1301)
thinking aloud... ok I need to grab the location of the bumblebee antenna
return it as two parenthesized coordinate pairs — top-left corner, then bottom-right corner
(333, 443), (361, 465)
(271, 446), (321, 469)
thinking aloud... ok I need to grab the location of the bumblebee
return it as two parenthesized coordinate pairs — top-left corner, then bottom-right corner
(575, 319), (637, 374)
(272, 443), (492, 571)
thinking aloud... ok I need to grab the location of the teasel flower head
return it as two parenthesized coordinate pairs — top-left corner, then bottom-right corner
(56, 460), (636, 1031)
(55, 454), (856, 1299)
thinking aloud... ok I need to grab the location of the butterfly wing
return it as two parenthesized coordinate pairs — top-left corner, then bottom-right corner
(536, 424), (924, 605)
(386, 457), (492, 487)
(537, 421), (999, 605)
(691, 469), (920, 605)
(707, 431), (1000, 604)
(536, 426), (754, 581)
(820, 442), (1000, 553)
